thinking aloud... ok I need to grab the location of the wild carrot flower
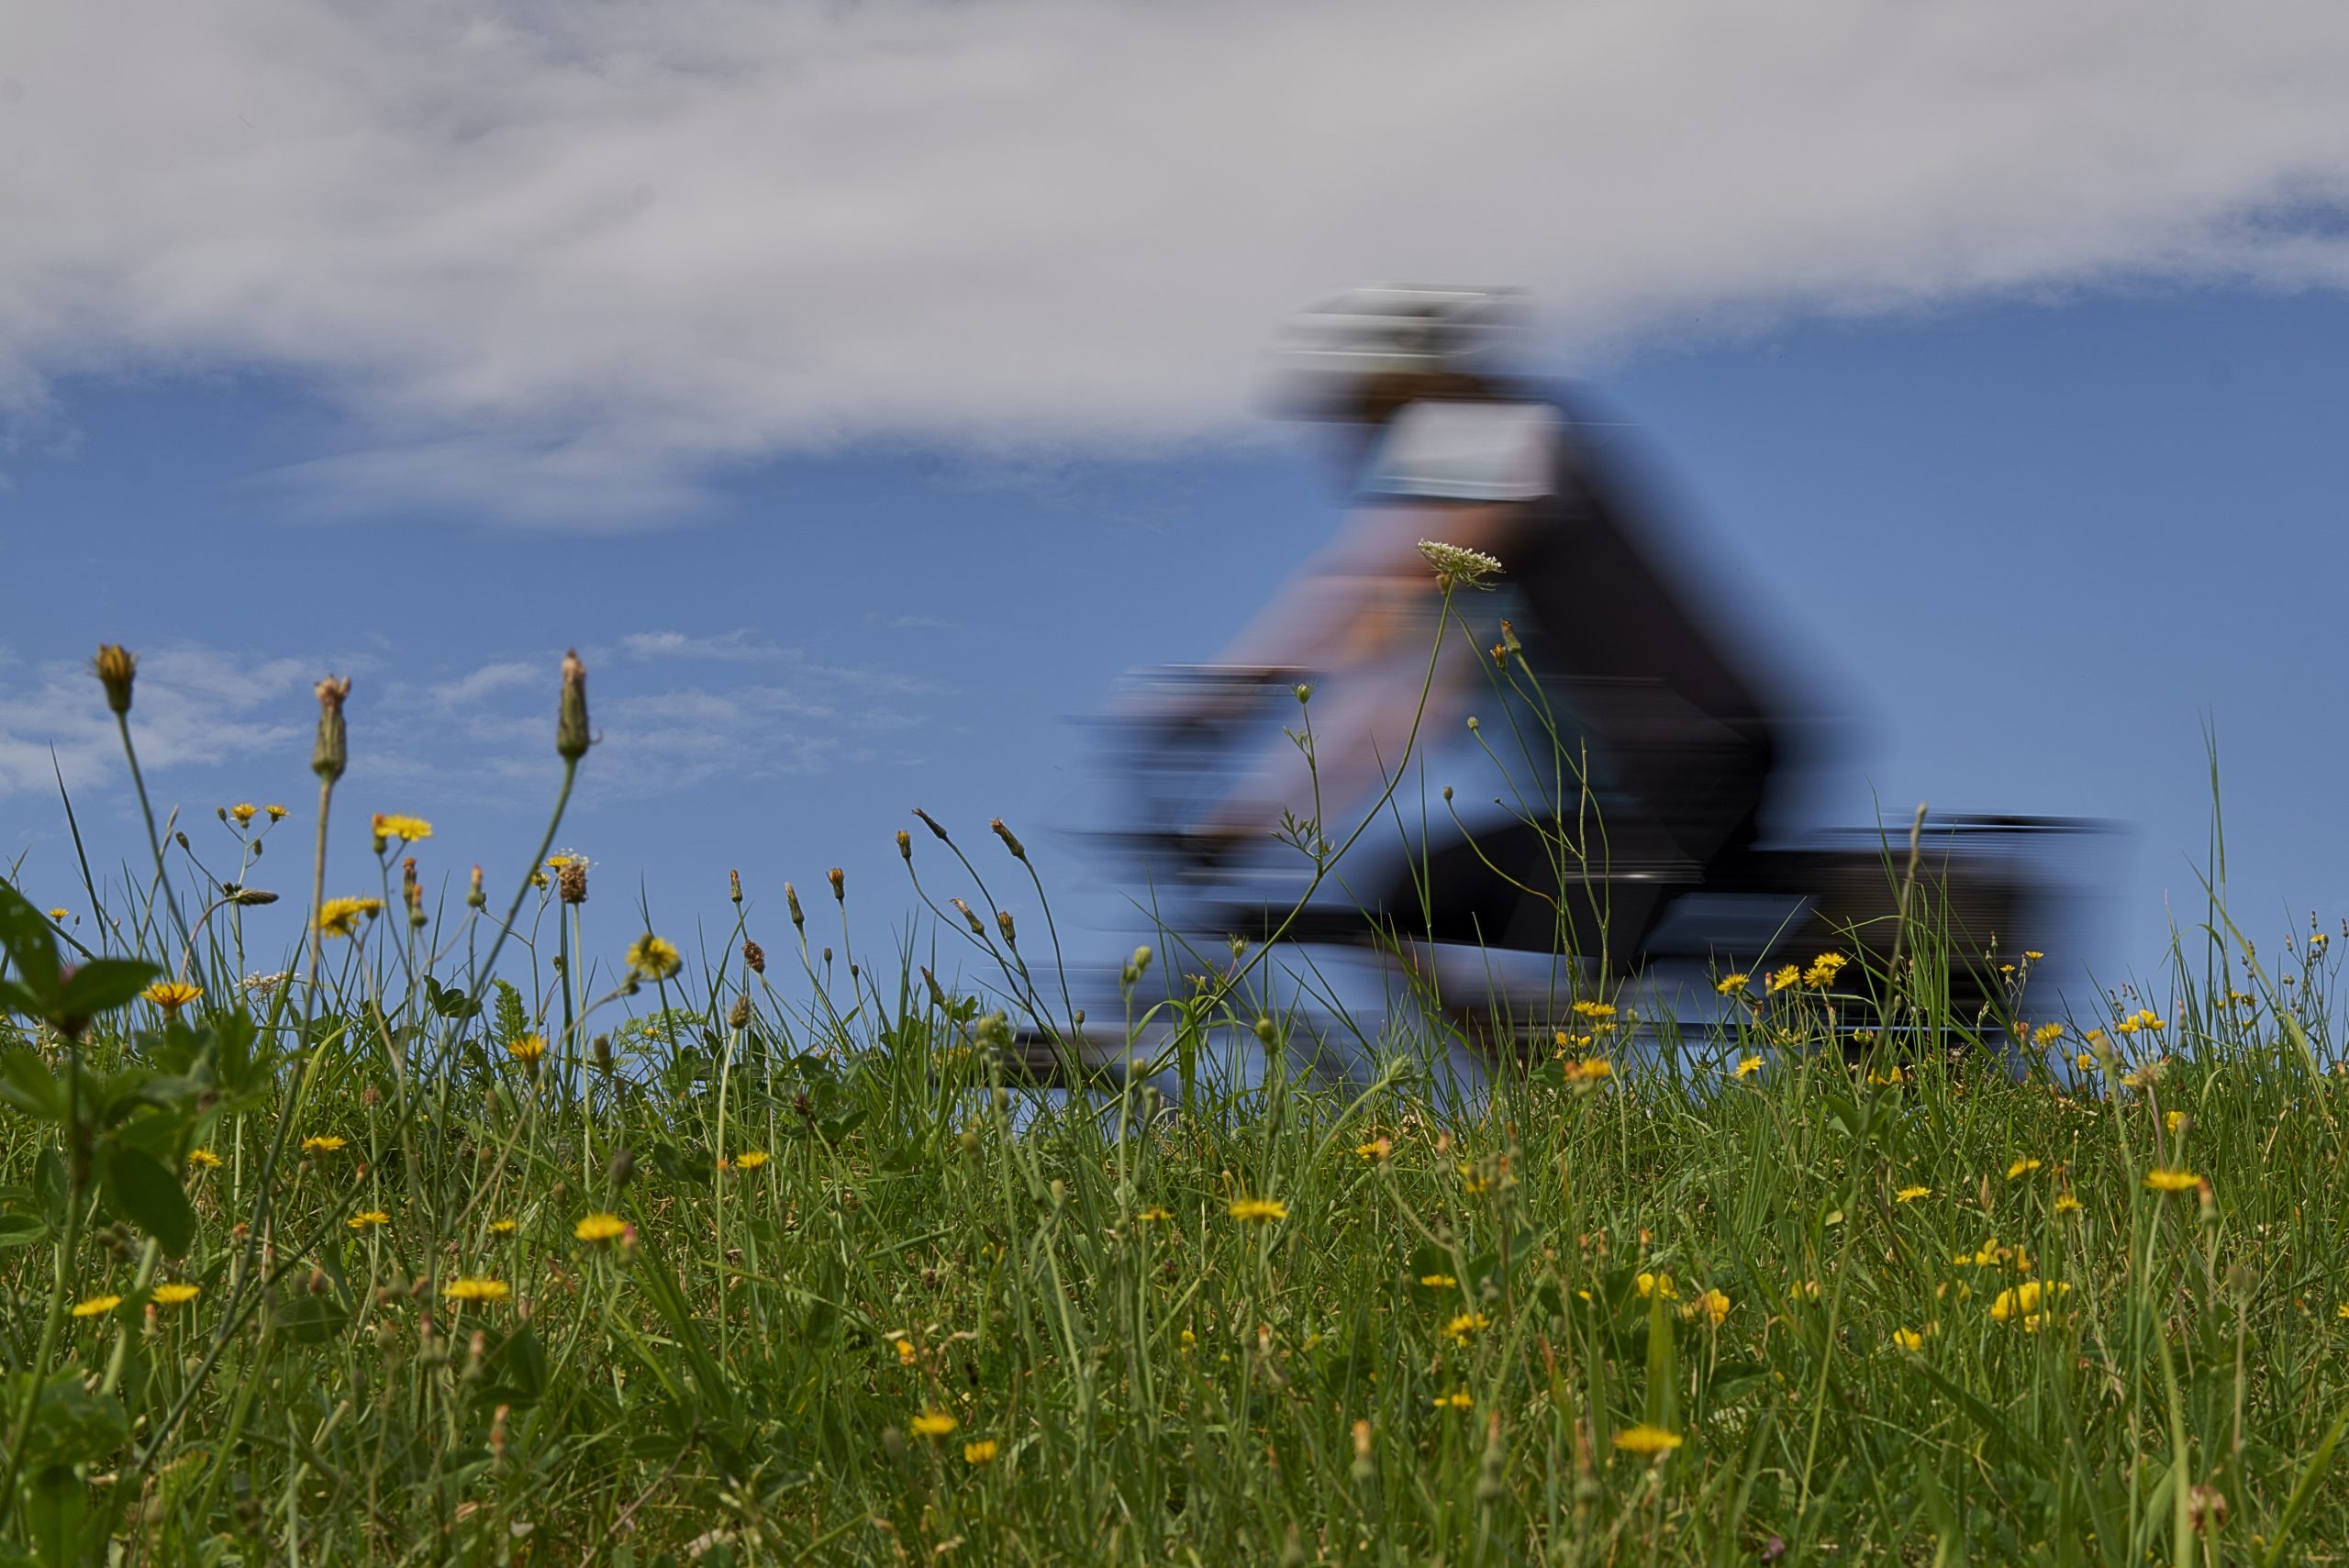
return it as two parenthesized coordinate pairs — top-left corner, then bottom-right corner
(2145, 1168), (2200, 1193)
(1228, 1197), (1288, 1224)
(186, 1148), (222, 1169)
(316, 897), (384, 937)
(910, 1412), (959, 1439)
(1611, 1424), (1683, 1455)
(301, 1135), (348, 1156)
(963, 1440), (998, 1464)
(1416, 539), (1505, 588)
(1444, 1312), (1489, 1344)
(627, 933), (683, 982)
(142, 980), (201, 1012)
(1890, 1327), (1925, 1352)
(348, 1210), (390, 1230)
(151, 1284), (199, 1307)
(443, 1278), (511, 1304)
(72, 1295), (124, 1318)
(733, 1151), (770, 1171)
(2007, 1158), (2043, 1180)
(1896, 1185), (1932, 1203)
(574, 1213), (627, 1243)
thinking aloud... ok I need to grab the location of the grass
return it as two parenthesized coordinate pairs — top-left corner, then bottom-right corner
(4, 630), (2348, 1566)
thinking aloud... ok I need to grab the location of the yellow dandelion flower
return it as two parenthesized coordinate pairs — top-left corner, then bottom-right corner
(2075, 1051), (2099, 1073)
(2165, 1109), (2185, 1133)
(626, 932), (684, 982)
(347, 1210), (390, 1230)
(1137, 1207), (1174, 1222)
(1802, 951), (1848, 988)
(1715, 973), (1751, 995)
(1636, 1272), (1677, 1300)
(1896, 1185), (1932, 1203)
(507, 1033), (547, 1065)
(229, 803), (258, 825)
(2007, 1158), (2043, 1180)
(71, 1295), (124, 1318)
(1228, 1197), (1288, 1224)
(733, 1151), (770, 1171)
(264, 804), (289, 820)
(489, 1218), (518, 1235)
(316, 896), (384, 937)
(1565, 1058), (1614, 1084)
(2144, 1168), (2200, 1193)
(1354, 1138), (1392, 1161)
(151, 1284), (199, 1307)
(1432, 1392), (1474, 1410)
(574, 1212), (628, 1242)
(963, 1440), (998, 1464)
(1765, 965), (1801, 994)
(2031, 1022), (2065, 1048)
(1419, 1273), (1458, 1289)
(1611, 1424), (1684, 1455)
(1571, 999), (1617, 1019)
(142, 980), (201, 1012)
(1890, 1327), (1924, 1352)
(372, 813), (433, 844)
(910, 1412), (959, 1439)
(1734, 1054), (1764, 1078)
(300, 1135), (347, 1156)
(2339, 1305), (2349, 1321)
(1443, 1312), (1489, 1344)
(894, 1337), (918, 1366)
(2054, 1194), (2083, 1215)
(186, 1148), (223, 1170)
(47, 907), (70, 922)
(443, 1277), (511, 1304)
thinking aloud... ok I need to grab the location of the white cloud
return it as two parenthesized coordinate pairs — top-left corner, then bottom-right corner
(7, 1), (2349, 522)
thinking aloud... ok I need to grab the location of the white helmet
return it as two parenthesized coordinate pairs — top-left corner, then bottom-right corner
(1267, 284), (1527, 417)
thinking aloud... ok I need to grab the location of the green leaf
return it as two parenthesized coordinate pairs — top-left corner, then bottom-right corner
(0, 880), (62, 1011)
(99, 1144), (195, 1256)
(0, 1050), (64, 1124)
(425, 976), (483, 1022)
(493, 979), (529, 1046)
(7, 1373), (128, 1469)
(56, 959), (161, 1022)
(25, 1464), (83, 1568)
(278, 1295), (351, 1345)
(0, 1212), (49, 1250)
(31, 1147), (67, 1228)
(474, 1324), (549, 1408)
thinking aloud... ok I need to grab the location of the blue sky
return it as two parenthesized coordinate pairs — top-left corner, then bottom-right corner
(5, 3), (2349, 1006)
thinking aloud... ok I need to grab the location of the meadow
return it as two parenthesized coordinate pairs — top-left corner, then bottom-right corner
(3, 614), (2346, 1566)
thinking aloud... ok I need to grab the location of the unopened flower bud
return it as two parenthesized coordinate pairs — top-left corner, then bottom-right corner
(556, 649), (591, 761)
(1130, 945), (1153, 978)
(311, 676), (351, 782)
(922, 967), (948, 1008)
(996, 909), (1017, 945)
(896, 829), (912, 861)
(94, 644), (138, 715)
(607, 1146), (637, 1187)
(913, 807), (951, 841)
(1294, 683), (1312, 705)
(829, 867), (845, 903)
(231, 887), (279, 906)
(785, 883), (804, 929)
(991, 818), (1027, 862)
(467, 864), (485, 908)
(729, 869), (741, 904)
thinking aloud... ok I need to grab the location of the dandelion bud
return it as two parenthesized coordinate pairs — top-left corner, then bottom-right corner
(952, 897), (985, 937)
(1130, 945), (1153, 978)
(558, 862), (587, 905)
(1498, 618), (1522, 657)
(463, 1329), (487, 1382)
(467, 864), (485, 908)
(922, 967), (948, 1008)
(311, 676), (351, 782)
(785, 883), (804, 929)
(914, 807), (951, 841)
(991, 818), (1028, 862)
(829, 867), (845, 903)
(996, 909), (1017, 945)
(556, 649), (591, 761)
(230, 888), (279, 906)
(1443, 785), (1453, 801)
(175, 831), (191, 851)
(896, 829), (912, 862)
(607, 1146), (637, 1188)
(94, 644), (138, 715)
(742, 940), (766, 974)
(729, 868), (741, 904)
(490, 1404), (510, 1462)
